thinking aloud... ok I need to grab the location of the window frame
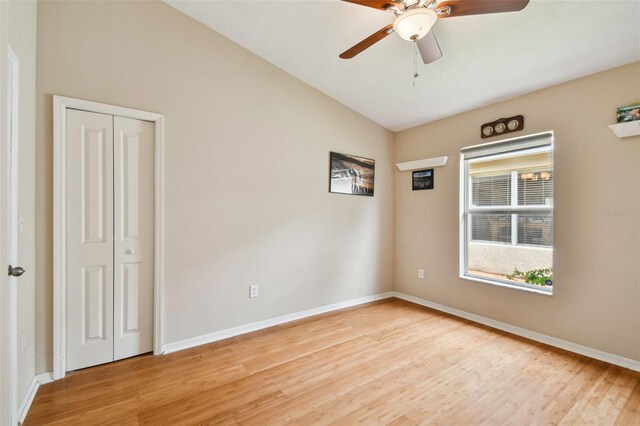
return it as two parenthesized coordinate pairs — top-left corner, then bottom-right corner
(459, 132), (554, 295)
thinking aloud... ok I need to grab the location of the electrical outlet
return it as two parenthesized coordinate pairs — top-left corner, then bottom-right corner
(21, 331), (26, 355)
(418, 269), (425, 280)
(249, 285), (258, 298)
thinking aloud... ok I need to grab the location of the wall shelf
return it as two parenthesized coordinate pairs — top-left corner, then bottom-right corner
(396, 156), (448, 171)
(609, 121), (640, 138)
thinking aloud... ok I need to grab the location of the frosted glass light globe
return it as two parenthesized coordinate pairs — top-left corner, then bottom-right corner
(393, 8), (438, 41)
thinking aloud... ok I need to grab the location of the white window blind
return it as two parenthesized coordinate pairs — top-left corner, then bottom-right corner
(471, 214), (512, 243)
(472, 174), (511, 206)
(518, 170), (553, 206)
(517, 214), (552, 246)
(461, 132), (552, 160)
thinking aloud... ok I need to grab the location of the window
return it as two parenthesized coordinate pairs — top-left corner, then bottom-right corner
(460, 132), (553, 293)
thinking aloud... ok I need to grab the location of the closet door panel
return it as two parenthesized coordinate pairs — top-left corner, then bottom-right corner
(113, 116), (154, 360)
(66, 109), (115, 371)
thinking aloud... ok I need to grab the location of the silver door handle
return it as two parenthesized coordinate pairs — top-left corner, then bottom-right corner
(8, 265), (25, 277)
(126, 249), (136, 255)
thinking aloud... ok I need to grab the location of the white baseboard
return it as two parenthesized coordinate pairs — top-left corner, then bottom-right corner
(17, 372), (53, 425)
(393, 291), (640, 372)
(161, 292), (396, 354)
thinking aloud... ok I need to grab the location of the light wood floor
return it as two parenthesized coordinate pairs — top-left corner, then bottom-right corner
(26, 298), (640, 425)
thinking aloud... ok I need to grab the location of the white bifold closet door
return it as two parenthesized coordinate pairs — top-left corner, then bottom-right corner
(66, 109), (154, 372)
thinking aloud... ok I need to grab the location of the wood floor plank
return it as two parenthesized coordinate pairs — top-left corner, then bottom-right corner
(25, 299), (640, 425)
(334, 333), (537, 424)
(103, 415), (140, 426)
(558, 365), (639, 425)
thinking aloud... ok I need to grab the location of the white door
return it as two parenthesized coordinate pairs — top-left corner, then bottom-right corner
(3, 45), (22, 425)
(113, 116), (154, 361)
(66, 109), (115, 371)
(66, 110), (154, 371)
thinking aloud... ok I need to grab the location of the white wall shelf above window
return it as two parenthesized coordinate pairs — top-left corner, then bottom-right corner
(608, 121), (640, 138)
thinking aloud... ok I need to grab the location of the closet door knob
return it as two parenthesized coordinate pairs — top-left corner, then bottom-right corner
(126, 249), (136, 255)
(8, 265), (26, 277)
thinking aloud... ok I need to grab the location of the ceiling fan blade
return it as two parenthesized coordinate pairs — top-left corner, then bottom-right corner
(339, 25), (394, 59)
(341, 0), (403, 12)
(417, 30), (442, 64)
(436, 0), (530, 18)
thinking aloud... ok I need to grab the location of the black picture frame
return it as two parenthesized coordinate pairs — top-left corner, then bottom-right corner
(329, 152), (375, 197)
(412, 169), (434, 191)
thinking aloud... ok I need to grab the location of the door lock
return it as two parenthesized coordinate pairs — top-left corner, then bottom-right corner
(8, 265), (25, 277)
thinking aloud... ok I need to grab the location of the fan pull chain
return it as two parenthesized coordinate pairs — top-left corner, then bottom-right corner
(413, 41), (419, 86)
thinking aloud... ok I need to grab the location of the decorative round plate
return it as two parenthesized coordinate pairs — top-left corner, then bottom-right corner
(495, 122), (506, 133)
(507, 119), (520, 130)
(482, 126), (494, 137)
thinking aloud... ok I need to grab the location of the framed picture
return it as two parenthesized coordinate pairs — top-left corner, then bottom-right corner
(616, 103), (640, 123)
(329, 152), (375, 196)
(412, 169), (434, 190)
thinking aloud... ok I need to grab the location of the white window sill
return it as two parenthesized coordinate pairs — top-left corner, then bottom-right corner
(460, 274), (553, 296)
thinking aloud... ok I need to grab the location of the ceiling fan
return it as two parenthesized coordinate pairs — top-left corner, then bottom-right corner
(339, 0), (530, 64)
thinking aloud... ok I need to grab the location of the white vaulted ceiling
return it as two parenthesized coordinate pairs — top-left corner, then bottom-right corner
(166, 0), (640, 131)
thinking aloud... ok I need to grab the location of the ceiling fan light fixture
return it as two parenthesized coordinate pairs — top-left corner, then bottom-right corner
(393, 8), (438, 41)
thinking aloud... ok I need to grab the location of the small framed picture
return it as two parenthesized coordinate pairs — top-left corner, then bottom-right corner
(616, 103), (640, 123)
(329, 152), (375, 196)
(412, 169), (434, 191)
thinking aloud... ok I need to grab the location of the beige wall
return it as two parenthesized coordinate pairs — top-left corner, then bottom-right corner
(35, 0), (394, 373)
(395, 62), (640, 361)
(8, 0), (38, 405)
